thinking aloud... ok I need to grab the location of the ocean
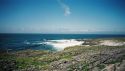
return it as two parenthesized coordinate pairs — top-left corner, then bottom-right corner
(0, 34), (125, 52)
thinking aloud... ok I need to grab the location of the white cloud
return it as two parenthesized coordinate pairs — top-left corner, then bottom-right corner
(58, 0), (71, 16)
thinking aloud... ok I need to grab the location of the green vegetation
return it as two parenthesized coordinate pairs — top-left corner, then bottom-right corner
(0, 38), (125, 71)
(96, 64), (105, 69)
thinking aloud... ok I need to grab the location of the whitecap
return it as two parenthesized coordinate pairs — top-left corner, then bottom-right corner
(44, 39), (84, 50)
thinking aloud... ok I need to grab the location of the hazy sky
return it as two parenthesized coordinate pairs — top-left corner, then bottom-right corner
(0, 0), (125, 34)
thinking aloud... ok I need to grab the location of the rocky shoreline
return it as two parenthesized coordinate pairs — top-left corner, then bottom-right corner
(0, 38), (125, 71)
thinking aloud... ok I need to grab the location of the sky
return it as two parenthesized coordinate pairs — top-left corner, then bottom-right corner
(0, 0), (125, 34)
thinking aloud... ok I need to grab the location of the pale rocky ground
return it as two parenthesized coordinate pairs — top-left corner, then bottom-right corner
(47, 46), (125, 71)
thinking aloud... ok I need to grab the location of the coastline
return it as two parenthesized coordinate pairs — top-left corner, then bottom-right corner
(1, 37), (125, 71)
(44, 39), (84, 51)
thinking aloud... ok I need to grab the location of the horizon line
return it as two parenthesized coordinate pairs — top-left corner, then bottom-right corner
(0, 33), (125, 35)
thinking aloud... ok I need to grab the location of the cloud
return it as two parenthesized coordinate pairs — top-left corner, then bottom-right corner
(58, 0), (71, 16)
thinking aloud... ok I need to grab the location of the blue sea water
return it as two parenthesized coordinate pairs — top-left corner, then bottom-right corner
(0, 34), (125, 52)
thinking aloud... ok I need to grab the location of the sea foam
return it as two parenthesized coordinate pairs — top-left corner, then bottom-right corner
(44, 39), (84, 50)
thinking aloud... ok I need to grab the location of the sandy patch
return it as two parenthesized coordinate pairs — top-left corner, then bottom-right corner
(100, 40), (125, 46)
